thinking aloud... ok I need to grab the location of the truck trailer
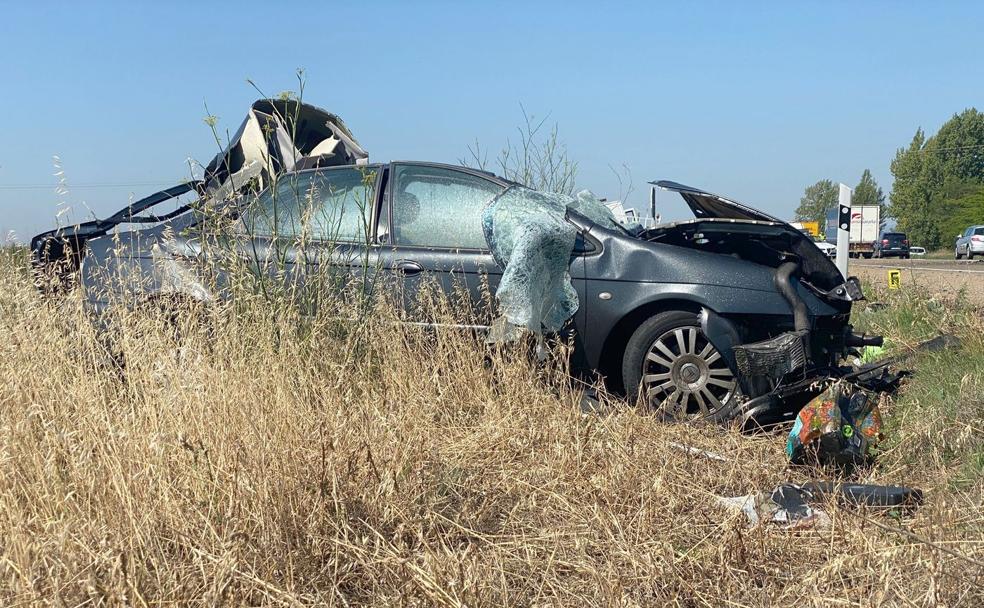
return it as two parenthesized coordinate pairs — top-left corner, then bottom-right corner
(826, 204), (880, 258)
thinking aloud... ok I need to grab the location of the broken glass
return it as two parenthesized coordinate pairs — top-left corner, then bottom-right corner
(483, 186), (618, 336)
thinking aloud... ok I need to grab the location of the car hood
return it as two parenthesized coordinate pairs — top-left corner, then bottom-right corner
(650, 180), (781, 222)
(646, 180), (854, 296)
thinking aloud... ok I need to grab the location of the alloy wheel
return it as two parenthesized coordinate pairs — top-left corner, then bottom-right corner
(641, 326), (737, 418)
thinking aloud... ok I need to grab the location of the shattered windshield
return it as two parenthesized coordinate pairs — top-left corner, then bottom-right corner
(481, 185), (629, 335)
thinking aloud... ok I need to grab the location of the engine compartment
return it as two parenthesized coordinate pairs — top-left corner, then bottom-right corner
(641, 218), (848, 295)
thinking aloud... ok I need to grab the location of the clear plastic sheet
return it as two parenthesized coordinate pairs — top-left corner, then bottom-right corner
(482, 187), (620, 337)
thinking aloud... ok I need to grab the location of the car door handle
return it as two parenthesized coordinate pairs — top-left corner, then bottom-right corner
(394, 260), (423, 276)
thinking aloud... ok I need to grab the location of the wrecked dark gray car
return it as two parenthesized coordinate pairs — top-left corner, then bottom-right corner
(32, 100), (880, 426)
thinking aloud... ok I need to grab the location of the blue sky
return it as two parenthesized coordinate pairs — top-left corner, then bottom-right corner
(1, 1), (982, 241)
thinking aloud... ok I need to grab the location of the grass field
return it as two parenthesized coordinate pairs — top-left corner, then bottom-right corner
(850, 262), (984, 305)
(1, 246), (981, 606)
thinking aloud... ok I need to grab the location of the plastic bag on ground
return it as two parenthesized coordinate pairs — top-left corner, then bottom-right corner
(786, 383), (883, 467)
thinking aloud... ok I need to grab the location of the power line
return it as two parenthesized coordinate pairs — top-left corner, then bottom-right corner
(0, 181), (177, 191)
(909, 143), (984, 154)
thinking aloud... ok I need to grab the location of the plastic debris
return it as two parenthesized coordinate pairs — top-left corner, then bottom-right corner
(717, 484), (830, 529)
(482, 187), (621, 338)
(799, 481), (923, 511)
(669, 442), (728, 462)
(858, 344), (887, 364)
(787, 383), (882, 468)
(718, 481), (923, 528)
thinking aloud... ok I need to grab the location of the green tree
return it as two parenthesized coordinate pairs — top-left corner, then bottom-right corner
(853, 169), (885, 208)
(889, 109), (984, 248)
(795, 179), (838, 226)
(939, 180), (984, 243)
(930, 108), (984, 180)
(889, 129), (945, 247)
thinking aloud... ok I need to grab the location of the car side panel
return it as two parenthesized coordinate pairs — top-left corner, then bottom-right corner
(576, 232), (842, 369)
(375, 246), (503, 325)
(80, 228), (216, 308)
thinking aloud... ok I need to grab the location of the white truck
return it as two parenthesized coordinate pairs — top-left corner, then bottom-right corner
(826, 204), (880, 258)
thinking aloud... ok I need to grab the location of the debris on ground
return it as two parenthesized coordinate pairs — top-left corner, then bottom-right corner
(717, 481), (923, 529)
(798, 481), (923, 511)
(786, 383), (882, 468)
(717, 484), (830, 529)
(858, 343), (888, 364)
(913, 333), (961, 353)
(669, 442), (728, 462)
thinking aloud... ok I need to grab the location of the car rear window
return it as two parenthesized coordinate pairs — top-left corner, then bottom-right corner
(974, 227), (984, 236)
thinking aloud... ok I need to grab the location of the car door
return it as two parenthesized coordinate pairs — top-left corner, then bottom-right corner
(239, 166), (382, 311)
(376, 163), (507, 326)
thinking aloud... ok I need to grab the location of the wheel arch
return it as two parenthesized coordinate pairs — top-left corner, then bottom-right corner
(597, 297), (706, 393)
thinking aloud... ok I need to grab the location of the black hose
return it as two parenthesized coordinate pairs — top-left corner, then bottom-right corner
(775, 261), (810, 344)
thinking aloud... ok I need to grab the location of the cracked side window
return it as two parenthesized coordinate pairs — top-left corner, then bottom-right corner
(391, 165), (503, 250)
(248, 167), (377, 243)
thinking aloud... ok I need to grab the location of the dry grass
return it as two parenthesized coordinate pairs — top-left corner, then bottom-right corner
(0, 247), (981, 606)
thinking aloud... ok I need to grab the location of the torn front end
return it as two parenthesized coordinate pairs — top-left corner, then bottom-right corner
(644, 181), (888, 428)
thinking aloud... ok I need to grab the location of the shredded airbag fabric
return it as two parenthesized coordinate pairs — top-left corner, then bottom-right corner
(483, 187), (620, 336)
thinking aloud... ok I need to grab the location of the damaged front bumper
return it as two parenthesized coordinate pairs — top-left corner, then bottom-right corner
(700, 259), (886, 429)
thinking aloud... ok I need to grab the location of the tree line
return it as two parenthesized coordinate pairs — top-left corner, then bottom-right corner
(795, 108), (984, 248)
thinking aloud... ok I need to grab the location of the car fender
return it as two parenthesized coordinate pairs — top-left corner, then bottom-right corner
(580, 279), (793, 370)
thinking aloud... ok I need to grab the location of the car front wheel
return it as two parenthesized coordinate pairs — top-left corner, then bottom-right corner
(622, 311), (740, 422)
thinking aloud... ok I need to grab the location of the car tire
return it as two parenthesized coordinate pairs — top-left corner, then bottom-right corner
(955, 249), (962, 260)
(622, 310), (740, 423)
(969, 251), (976, 260)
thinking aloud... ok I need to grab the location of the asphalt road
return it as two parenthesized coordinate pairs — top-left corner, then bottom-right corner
(845, 257), (984, 303)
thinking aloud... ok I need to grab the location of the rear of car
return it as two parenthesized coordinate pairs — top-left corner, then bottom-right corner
(955, 225), (984, 259)
(874, 232), (909, 258)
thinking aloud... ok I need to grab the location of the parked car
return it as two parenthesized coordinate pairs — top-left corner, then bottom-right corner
(814, 239), (836, 258)
(32, 166), (877, 425)
(909, 246), (926, 256)
(955, 225), (984, 260)
(872, 232), (910, 259)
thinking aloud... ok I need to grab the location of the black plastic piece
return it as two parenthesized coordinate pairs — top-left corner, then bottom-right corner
(801, 482), (924, 509)
(733, 331), (807, 380)
(846, 332), (884, 348)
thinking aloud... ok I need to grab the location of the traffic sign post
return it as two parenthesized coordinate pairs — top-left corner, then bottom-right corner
(836, 184), (852, 278)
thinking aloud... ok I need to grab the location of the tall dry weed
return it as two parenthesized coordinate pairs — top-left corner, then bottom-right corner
(0, 248), (981, 606)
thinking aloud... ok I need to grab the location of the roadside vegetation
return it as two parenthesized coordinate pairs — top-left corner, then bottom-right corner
(1, 243), (980, 605)
(796, 108), (984, 250)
